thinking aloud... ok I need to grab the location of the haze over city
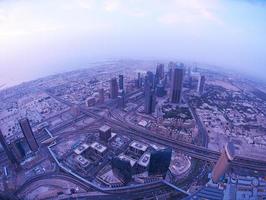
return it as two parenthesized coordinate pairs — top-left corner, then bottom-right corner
(0, 0), (266, 88)
(1, 1), (266, 199)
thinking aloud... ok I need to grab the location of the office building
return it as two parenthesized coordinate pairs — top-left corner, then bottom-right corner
(211, 142), (235, 183)
(119, 74), (124, 90)
(197, 75), (206, 95)
(144, 86), (156, 114)
(0, 129), (18, 164)
(156, 83), (165, 97)
(137, 72), (142, 88)
(148, 148), (172, 178)
(156, 64), (165, 80)
(111, 157), (132, 184)
(98, 88), (105, 103)
(129, 141), (148, 155)
(90, 142), (107, 157)
(19, 118), (39, 152)
(118, 89), (125, 108)
(86, 97), (96, 107)
(146, 71), (154, 88)
(170, 64), (184, 103)
(11, 139), (26, 162)
(110, 77), (118, 99)
(168, 62), (176, 82)
(99, 125), (111, 142)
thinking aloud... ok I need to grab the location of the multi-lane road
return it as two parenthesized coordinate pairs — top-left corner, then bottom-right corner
(47, 90), (266, 172)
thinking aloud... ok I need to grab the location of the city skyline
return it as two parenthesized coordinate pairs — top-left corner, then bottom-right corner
(0, 0), (266, 88)
(0, 1), (266, 199)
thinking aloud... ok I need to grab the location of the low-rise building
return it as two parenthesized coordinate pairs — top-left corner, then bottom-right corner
(74, 155), (90, 169)
(74, 143), (90, 155)
(90, 142), (107, 156)
(129, 141), (148, 155)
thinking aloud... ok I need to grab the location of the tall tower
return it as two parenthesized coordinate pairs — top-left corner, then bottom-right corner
(144, 85), (156, 114)
(197, 75), (206, 95)
(110, 77), (118, 99)
(168, 62), (175, 82)
(119, 74), (124, 90)
(156, 64), (165, 80)
(148, 148), (172, 178)
(137, 72), (141, 88)
(118, 89), (126, 108)
(212, 142), (235, 183)
(19, 118), (39, 152)
(98, 88), (105, 103)
(0, 129), (18, 164)
(11, 139), (26, 162)
(170, 64), (184, 103)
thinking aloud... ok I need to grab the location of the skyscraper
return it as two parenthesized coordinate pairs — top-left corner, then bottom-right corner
(111, 157), (132, 184)
(110, 77), (118, 99)
(168, 62), (175, 82)
(212, 142), (235, 183)
(119, 74), (124, 90)
(137, 72), (142, 88)
(197, 75), (206, 95)
(170, 63), (184, 103)
(118, 89), (126, 108)
(0, 129), (18, 164)
(146, 71), (154, 88)
(19, 118), (39, 152)
(156, 64), (165, 80)
(144, 85), (156, 114)
(148, 148), (172, 178)
(156, 83), (165, 97)
(11, 139), (26, 162)
(98, 88), (105, 103)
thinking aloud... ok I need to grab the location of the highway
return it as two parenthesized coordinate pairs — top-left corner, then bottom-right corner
(15, 172), (93, 196)
(45, 142), (189, 198)
(47, 90), (266, 172)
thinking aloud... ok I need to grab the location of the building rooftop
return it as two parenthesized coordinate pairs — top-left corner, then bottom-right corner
(74, 155), (90, 167)
(138, 120), (148, 127)
(74, 143), (90, 155)
(90, 142), (107, 153)
(129, 141), (148, 152)
(118, 154), (137, 167)
(137, 152), (151, 167)
(98, 170), (123, 185)
(99, 125), (111, 133)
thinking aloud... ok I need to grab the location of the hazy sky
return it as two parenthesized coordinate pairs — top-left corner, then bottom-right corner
(0, 0), (266, 87)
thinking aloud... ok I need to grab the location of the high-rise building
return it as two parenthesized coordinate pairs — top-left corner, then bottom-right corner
(156, 83), (165, 97)
(119, 74), (124, 90)
(98, 88), (105, 103)
(168, 62), (176, 82)
(11, 139), (26, 162)
(211, 142), (235, 183)
(110, 78), (118, 99)
(156, 64), (165, 80)
(144, 86), (156, 114)
(118, 89), (126, 108)
(170, 64), (184, 103)
(111, 157), (132, 184)
(19, 118), (39, 152)
(148, 148), (172, 178)
(137, 72), (142, 88)
(99, 125), (111, 142)
(0, 129), (19, 164)
(197, 75), (206, 95)
(146, 71), (154, 88)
